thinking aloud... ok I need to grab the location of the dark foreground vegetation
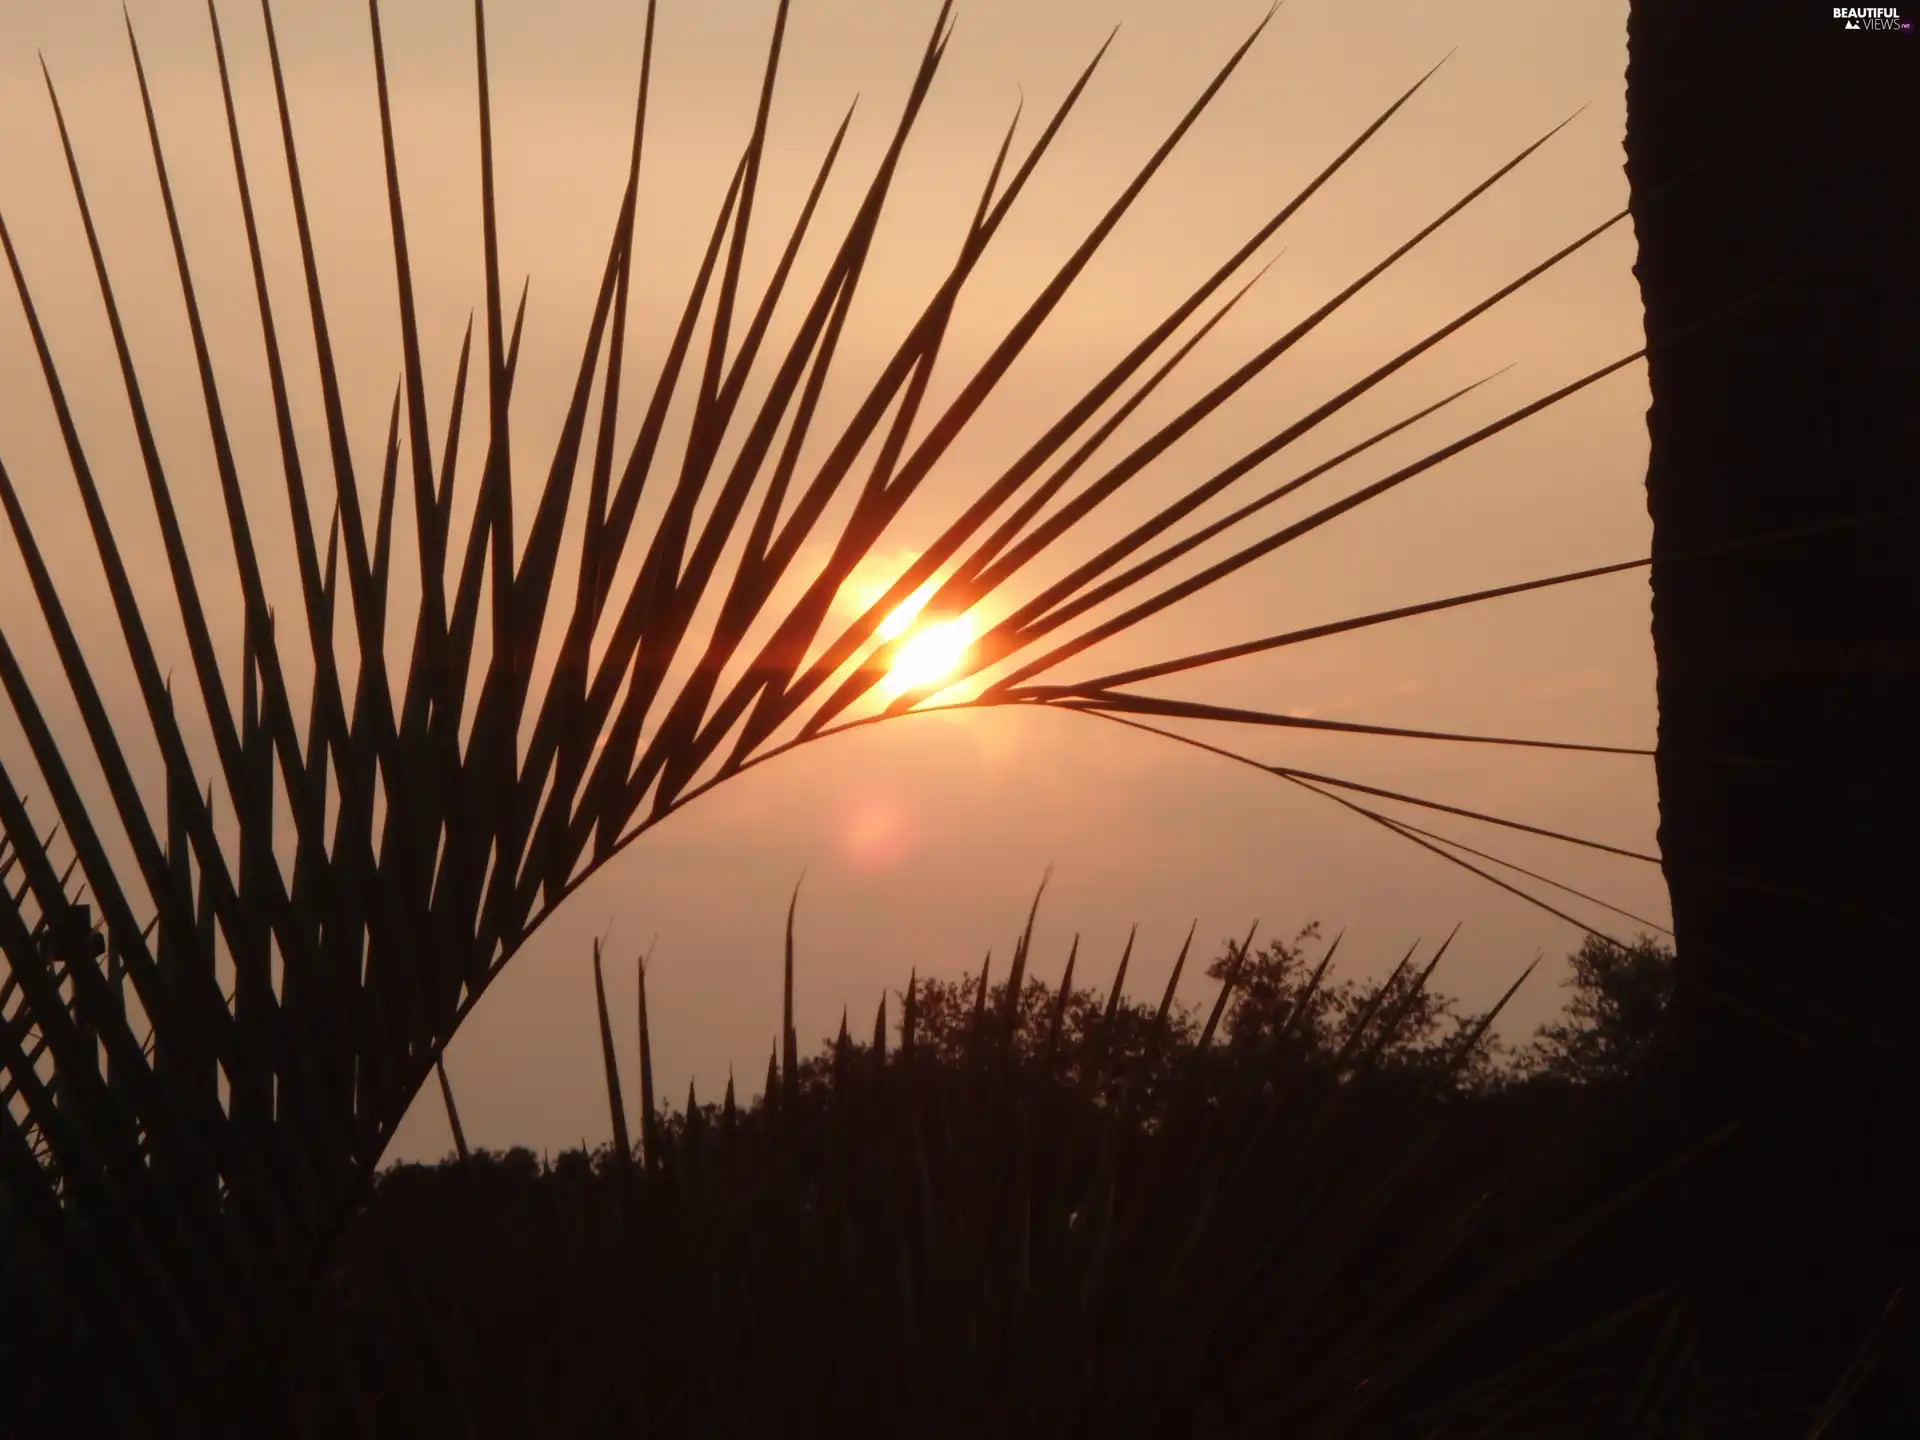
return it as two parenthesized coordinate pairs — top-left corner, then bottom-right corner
(8, 910), (1911, 1437)
(154, 918), (1869, 1438)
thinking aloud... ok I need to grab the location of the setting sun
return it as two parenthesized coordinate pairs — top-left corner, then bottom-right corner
(881, 616), (975, 699)
(840, 567), (977, 701)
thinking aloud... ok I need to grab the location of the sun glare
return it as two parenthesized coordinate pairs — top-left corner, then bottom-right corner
(881, 616), (975, 700)
(840, 566), (977, 701)
(874, 593), (923, 643)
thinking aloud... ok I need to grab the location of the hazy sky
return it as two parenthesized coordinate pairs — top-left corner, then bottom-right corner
(0, 0), (1660, 1165)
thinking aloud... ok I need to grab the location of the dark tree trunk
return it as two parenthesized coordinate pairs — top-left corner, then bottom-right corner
(1625, 5), (1918, 1432)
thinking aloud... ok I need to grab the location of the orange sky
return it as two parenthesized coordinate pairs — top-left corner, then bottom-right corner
(0, 0), (1661, 1164)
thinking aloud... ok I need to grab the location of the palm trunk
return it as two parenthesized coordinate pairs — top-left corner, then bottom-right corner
(1625, 5), (1917, 1430)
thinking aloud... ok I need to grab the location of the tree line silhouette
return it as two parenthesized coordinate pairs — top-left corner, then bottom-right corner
(199, 921), (1702, 1437)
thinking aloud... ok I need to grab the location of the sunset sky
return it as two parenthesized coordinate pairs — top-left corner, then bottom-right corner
(0, 0), (1661, 1165)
